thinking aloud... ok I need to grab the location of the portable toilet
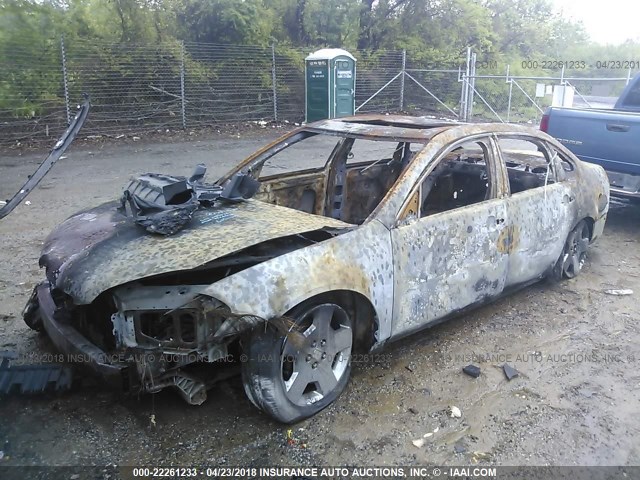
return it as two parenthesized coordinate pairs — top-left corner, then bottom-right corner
(305, 48), (356, 123)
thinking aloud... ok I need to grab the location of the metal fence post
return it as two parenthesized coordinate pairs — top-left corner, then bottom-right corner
(180, 41), (187, 129)
(460, 47), (471, 121)
(458, 66), (465, 120)
(399, 49), (406, 111)
(468, 52), (476, 120)
(60, 36), (71, 126)
(506, 65), (512, 123)
(271, 45), (278, 122)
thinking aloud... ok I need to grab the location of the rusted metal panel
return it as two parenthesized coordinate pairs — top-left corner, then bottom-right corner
(391, 199), (509, 336)
(26, 113), (612, 406)
(304, 119), (450, 142)
(255, 170), (328, 216)
(503, 183), (573, 286)
(44, 199), (352, 304)
(201, 219), (395, 342)
(337, 114), (462, 128)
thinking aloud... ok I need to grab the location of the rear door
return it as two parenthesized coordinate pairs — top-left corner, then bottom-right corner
(496, 135), (574, 287)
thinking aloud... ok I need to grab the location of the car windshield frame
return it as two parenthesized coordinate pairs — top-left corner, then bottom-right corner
(215, 123), (445, 185)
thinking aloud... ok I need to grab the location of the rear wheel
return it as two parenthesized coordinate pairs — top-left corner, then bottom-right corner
(552, 219), (590, 280)
(241, 302), (353, 423)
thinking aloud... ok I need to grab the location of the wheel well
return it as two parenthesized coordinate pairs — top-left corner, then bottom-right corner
(582, 216), (595, 240)
(286, 290), (379, 353)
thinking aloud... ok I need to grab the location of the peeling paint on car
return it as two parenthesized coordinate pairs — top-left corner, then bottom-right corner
(26, 114), (610, 408)
(43, 199), (351, 305)
(202, 218), (394, 342)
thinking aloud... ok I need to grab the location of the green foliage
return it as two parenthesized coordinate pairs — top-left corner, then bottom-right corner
(1, 0), (638, 121)
(174, 0), (274, 45)
(0, 1), (65, 116)
(303, 0), (360, 48)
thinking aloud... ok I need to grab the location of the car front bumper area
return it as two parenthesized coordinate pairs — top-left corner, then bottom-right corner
(29, 282), (127, 388)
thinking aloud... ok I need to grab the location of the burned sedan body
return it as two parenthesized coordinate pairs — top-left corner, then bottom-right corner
(24, 116), (609, 423)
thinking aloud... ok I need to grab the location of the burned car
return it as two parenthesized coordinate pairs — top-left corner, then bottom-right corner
(22, 115), (609, 423)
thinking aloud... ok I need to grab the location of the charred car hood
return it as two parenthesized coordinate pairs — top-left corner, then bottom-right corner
(40, 199), (351, 304)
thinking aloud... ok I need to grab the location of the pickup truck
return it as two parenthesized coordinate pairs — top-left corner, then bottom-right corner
(541, 73), (640, 198)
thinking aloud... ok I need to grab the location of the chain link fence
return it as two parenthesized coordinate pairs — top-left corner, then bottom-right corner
(464, 69), (638, 124)
(1, 36), (66, 145)
(0, 37), (410, 147)
(1, 38), (637, 147)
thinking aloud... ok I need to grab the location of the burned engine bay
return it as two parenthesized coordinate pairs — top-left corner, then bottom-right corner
(27, 223), (344, 405)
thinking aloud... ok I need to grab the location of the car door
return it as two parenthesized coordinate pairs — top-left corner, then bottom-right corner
(496, 134), (574, 287)
(390, 136), (510, 337)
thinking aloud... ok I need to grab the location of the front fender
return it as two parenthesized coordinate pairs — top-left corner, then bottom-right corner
(201, 219), (394, 342)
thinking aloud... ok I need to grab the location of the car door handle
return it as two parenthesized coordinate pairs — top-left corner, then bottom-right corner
(606, 123), (630, 132)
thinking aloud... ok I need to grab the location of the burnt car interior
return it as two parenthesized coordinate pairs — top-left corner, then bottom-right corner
(238, 129), (571, 226)
(497, 137), (560, 194)
(400, 136), (572, 221)
(419, 141), (493, 217)
(253, 132), (422, 224)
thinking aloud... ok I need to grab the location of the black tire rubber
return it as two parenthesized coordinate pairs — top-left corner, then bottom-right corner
(551, 219), (590, 281)
(23, 291), (44, 332)
(241, 301), (353, 424)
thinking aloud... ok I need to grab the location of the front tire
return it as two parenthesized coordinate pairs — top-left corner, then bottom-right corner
(241, 302), (353, 423)
(23, 287), (44, 332)
(552, 219), (590, 280)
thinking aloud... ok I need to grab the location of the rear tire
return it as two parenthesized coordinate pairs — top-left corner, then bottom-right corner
(241, 302), (353, 423)
(551, 219), (590, 280)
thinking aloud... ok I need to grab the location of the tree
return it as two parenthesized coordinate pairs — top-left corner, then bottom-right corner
(173, 0), (274, 45)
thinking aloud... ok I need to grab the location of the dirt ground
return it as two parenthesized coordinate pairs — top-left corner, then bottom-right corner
(0, 131), (639, 469)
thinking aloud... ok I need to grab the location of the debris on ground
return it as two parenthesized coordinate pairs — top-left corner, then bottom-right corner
(604, 289), (633, 296)
(449, 406), (462, 418)
(408, 407), (418, 414)
(412, 438), (425, 448)
(0, 353), (73, 395)
(286, 429), (296, 446)
(423, 432), (433, 438)
(462, 364), (481, 378)
(472, 451), (492, 463)
(502, 364), (519, 381)
(454, 441), (468, 454)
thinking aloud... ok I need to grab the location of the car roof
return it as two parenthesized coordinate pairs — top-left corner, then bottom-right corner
(304, 115), (548, 143)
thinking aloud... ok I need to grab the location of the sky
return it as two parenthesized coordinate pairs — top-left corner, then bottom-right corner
(552, 0), (639, 45)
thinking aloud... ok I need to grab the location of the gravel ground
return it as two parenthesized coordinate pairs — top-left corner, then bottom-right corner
(0, 132), (639, 468)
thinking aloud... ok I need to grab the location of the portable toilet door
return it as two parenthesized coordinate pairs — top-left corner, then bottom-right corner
(305, 48), (356, 122)
(333, 55), (356, 118)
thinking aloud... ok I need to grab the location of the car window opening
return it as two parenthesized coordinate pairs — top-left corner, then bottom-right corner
(419, 141), (492, 217)
(254, 133), (419, 225)
(498, 138), (558, 194)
